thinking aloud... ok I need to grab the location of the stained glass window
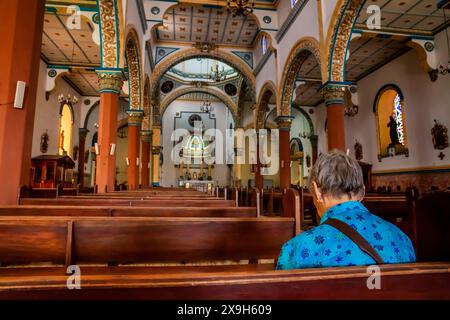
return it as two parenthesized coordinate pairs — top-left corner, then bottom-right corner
(261, 35), (268, 55)
(393, 94), (405, 145)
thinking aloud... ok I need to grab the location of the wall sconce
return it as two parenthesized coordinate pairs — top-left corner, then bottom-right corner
(110, 143), (116, 156)
(94, 143), (99, 155)
(126, 157), (130, 166)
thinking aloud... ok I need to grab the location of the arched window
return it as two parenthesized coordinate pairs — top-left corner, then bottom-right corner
(59, 103), (73, 157)
(374, 85), (408, 160)
(261, 35), (268, 55)
(291, 0), (298, 8)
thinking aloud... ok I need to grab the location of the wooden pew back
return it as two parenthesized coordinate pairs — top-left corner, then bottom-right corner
(19, 198), (237, 207)
(0, 206), (257, 218)
(0, 217), (295, 266)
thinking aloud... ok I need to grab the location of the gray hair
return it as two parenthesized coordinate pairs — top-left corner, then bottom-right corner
(308, 150), (364, 198)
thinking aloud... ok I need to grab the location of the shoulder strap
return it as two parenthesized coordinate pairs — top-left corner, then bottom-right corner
(323, 218), (385, 264)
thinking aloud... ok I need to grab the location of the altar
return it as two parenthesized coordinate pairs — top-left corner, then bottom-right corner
(178, 179), (217, 192)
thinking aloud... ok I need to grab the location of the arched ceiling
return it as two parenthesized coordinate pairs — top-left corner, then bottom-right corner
(168, 58), (239, 83)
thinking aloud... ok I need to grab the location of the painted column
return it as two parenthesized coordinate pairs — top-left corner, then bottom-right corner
(321, 83), (347, 151)
(96, 71), (124, 193)
(127, 111), (143, 190)
(152, 125), (161, 187)
(276, 117), (293, 190)
(77, 128), (89, 187)
(140, 130), (152, 188)
(0, 0), (45, 204)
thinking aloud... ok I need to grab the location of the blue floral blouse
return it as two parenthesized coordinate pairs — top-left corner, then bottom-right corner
(276, 201), (416, 270)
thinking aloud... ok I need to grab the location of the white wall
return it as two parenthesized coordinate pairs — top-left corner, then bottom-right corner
(161, 99), (235, 187)
(345, 31), (450, 171)
(32, 60), (82, 163)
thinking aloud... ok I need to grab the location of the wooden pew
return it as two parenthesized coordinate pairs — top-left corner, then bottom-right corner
(0, 262), (448, 299)
(19, 198), (237, 208)
(0, 206), (258, 218)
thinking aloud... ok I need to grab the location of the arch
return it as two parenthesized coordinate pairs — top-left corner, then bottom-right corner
(142, 76), (151, 130)
(125, 28), (143, 110)
(159, 86), (238, 124)
(292, 106), (315, 135)
(83, 101), (100, 129)
(326, 0), (365, 82)
(150, 48), (256, 103)
(255, 81), (277, 130)
(59, 102), (75, 124)
(278, 37), (321, 116)
(98, 0), (123, 69)
(59, 103), (73, 156)
(290, 137), (304, 153)
(374, 84), (408, 159)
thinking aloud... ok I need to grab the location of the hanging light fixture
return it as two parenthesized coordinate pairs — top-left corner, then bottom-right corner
(200, 99), (214, 114)
(437, 8), (450, 76)
(227, 0), (255, 17)
(209, 62), (227, 82)
(58, 37), (78, 106)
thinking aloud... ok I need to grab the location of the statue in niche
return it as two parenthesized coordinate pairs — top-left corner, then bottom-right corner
(40, 130), (49, 154)
(59, 130), (65, 153)
(193, 172), (198, 180)
(431, 120), (449, 150)
(354, 140), (363, 161)
(387, 114), (400, 146)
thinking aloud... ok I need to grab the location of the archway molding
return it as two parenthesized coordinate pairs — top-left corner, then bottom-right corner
(278, 37), (321, 116)
(124, 27), (143, 110)
(255, 81), (277, 130)
(159, 86), (238, 124)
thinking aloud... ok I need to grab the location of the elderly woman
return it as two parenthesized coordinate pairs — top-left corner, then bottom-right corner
(276, 150), (415, 270)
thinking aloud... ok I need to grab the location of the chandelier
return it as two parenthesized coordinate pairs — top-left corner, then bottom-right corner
(227, 0), (255, 17)
(58, 38), (78, 106)
(437, 8), (450, 76)
(58, 93), (78, 106)
(209, 63), (227, 82)
(200, 99), (214, 113)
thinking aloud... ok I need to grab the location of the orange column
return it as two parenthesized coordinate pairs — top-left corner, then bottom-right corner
(140, 130), (152, 188)
(96, 72), (124, 193)
(276, 117), (293, 190)
(0, 0), (45, 205)
(322, 84), (347, 151)
(127, 111), (143, 190)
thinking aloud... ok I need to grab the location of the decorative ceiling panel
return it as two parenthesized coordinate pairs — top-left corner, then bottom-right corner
(356, 0), (449, 34)
(41, 10), (100, 66)
(156, 4), (259, 47)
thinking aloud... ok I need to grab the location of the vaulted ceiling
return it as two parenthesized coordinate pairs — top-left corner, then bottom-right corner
(155, 4), (260, 47)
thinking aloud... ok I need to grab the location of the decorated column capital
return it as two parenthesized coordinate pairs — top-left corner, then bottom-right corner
(320, 82), (349, 106)
(275, 116), (294, 131)
(78, 128), (89, 140)
(127, 110), (144, 127)
(141, 130), (153, 142)
(97, 69), (125, 94)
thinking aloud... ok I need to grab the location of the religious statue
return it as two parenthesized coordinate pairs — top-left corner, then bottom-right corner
(40, 130), (49, 154)
(431, 120), (449, 150)
(354, 140), (363, 161)
(387, 114), (399, 146)
(59, 130), (65, 153)
(193, 172), (198, 180)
